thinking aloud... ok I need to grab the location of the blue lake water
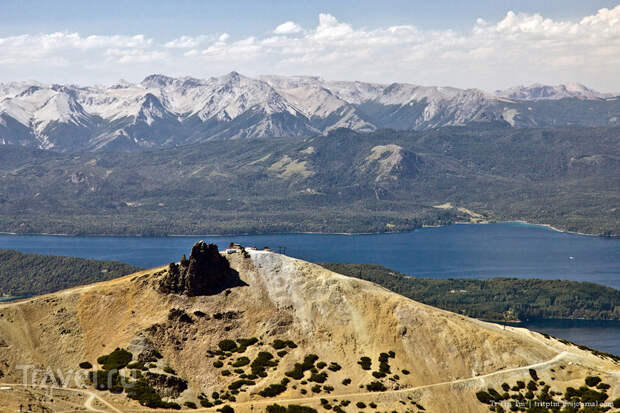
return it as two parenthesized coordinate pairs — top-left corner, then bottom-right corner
(507, 319), (620, 356)
(1, 222), (618, 354)
(1, 222), (618, 288)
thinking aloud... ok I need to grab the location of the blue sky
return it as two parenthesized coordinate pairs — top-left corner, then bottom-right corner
(2, 0), (616, 36)
(1, 1), (620, 90)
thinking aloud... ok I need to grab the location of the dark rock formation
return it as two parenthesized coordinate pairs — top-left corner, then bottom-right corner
(145, 372), (188, 398)
(158, 241), (236, 296)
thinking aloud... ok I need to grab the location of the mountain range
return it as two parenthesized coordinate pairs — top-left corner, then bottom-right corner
(1, 73), (619, 152)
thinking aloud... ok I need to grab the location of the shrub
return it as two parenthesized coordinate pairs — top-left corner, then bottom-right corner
(286, 354), (319, 379)
(302, 354), (319, 369)
(237, 337), (259, 347)
(516, 381), (525, 389)
(213, 361), (224, 368)
(218, 405), (234, 413)
(97, 348), (133, 370)
(229, 379), (255, 390)
(218, 339), (238, 352)
(475, 391), (493, 404)
(127, 361), (146, 370)
(311, 384), (322, 393)
(316, 362), (327, 369)
(221, 370), (231, 376)
(378, 353), (389, 363)
(327, 362), (341, 372)
(528, 368), (538, 382)
(369, 403), (377, 408)
(597, 382), (610, 390)
(379, 361), (390, 374)
(259, 384), (287, 397)
(401, 369), (410, 375)
(310, 372), (328, 383)
(487, 388), (503, 402)
(585, 376), (602, 387)
(388, 351), (395, 358)
(323, 385), (334, 393)
(341, 378), (351, 386)
(251, 352), (278, 377)
(320, 399), (329, 405)
(501, 383), (510, 392)
(278, 350), (288, 357)
(272, 339), (288, 350)
(232, 357), (250, 367)
(163, 366), (176, 375)
(184, 401), (197, 409)
(124, 378), (180, 409)
(267, 405), (288, 413)
(79, 361), (93, 369)
(212, 391), (220, 400)
(372, 371), (386, 378)
(613, 398), (620, 408)
(287, 406), (317, 413)
(366, 381), (387, 392)
(200, 400), (214, 408)
(358, 357), (371, 370)
(356, 402), (366, 408)
(526, 381), (537, 391)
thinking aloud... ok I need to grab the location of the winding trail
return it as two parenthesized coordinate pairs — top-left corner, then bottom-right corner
(118, 351), (573, 412)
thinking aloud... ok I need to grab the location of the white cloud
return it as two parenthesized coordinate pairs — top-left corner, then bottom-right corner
(274, 21), (302, 34)
(165, 35), (212, 48)
(1, 7), (619, 91)
(104, 48), (167, 64)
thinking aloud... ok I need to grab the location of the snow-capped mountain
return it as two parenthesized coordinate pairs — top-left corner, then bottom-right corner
(494, 83), (611, 100)
(0, 73), (617, 152)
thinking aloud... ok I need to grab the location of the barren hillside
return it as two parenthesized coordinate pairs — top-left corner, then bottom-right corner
(0, 243), (617, 412)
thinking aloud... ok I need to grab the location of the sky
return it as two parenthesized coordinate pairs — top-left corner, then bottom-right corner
(1, 0), (619, 92)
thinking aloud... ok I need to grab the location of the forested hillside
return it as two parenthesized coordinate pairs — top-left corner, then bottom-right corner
(0, 250), (141, 296)
(0, 125), (618, 236)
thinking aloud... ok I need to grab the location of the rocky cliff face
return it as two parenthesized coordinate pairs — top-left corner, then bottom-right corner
(159, 241), (233, 296)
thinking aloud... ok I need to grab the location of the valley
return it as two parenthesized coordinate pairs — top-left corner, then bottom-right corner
(0, 125), (618, 237)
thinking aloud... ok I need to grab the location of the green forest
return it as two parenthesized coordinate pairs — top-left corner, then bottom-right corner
(0, 249), (141, 297)
(0, 125), (618, 236)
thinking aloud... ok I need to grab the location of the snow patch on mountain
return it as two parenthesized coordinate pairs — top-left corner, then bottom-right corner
(0, 73), (613, 152)
(495, 83), (610, 100)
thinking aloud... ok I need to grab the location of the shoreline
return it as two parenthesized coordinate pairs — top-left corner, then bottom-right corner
(0, 220), (616, 239)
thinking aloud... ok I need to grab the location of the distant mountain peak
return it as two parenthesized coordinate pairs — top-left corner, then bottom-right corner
(0, 73), (618, 152)
(495, 83), (609, 100)
(141, 74), (176, 88)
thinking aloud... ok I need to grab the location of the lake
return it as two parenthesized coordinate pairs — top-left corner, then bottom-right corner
(506, 319), (620, 356)
(1, 222), (618, 355)
(1, 222), (618, 288)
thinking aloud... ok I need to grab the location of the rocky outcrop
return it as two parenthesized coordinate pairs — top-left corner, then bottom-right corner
(145, 372), (188, 398)
(158, 241), (233, 296)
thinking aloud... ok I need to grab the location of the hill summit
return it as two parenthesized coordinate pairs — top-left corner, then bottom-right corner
(0, 244), (617, 412)
(159, 242), (239, 296)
